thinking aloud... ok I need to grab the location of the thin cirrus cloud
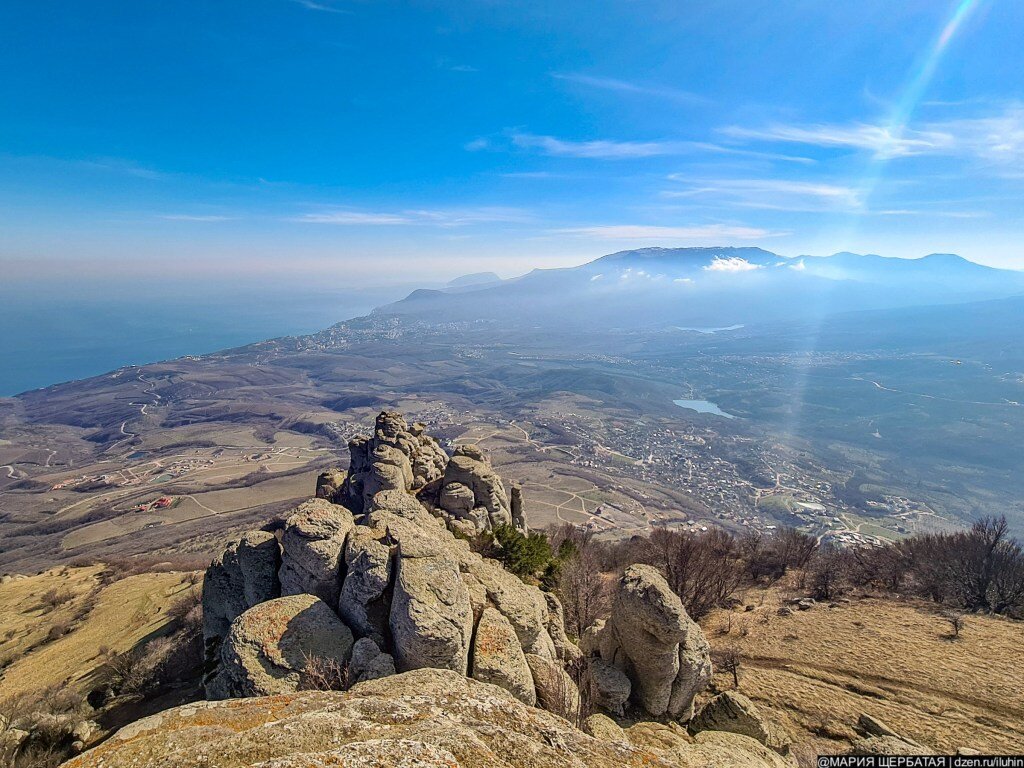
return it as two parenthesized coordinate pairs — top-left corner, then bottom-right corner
(719, 103), (1024, 168)
(551, 72), (707, 105)
(664, 177), (864, 212)
(292, 207), (533, 227)
(720, 122), (953, 158)
(159, 214), (234, 222)
(556, 224), (785, 240)
(470, 132), (812, 163)
(290, 0), (352, 13)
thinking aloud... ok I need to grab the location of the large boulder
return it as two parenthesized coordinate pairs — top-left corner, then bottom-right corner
(337, 525), (392, 647)
(689, 691), (791, 755)
(438, 445), (513, 532)
(587, 657), (632, 716)
(67, 670), (787, 768)
(207, 594), (354, 699)
(596, 565), (710, 718)
(389, 526), (473, 674)
(470, 607), (536, 705)
(201, 531), (280, 664)
(278, 498), (354, 605)
(526, 653), (581, 723)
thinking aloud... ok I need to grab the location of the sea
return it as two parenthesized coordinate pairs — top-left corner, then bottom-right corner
(0, 279), (406, 396)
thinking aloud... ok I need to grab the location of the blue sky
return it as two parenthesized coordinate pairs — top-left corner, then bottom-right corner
(2, 0), (1023, 284)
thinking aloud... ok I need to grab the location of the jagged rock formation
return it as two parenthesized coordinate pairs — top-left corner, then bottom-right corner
(588, 564), (712, 719)
(199, 410), (721, 762)
(65, 670), (785, 768)
(437, 444), (514, 534)
(201, 413), (575, 710)
(689, 691), (792, 755)
(335, 411), (448, 512)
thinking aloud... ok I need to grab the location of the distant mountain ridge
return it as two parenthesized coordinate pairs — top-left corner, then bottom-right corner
(372, 247), (1024, 330)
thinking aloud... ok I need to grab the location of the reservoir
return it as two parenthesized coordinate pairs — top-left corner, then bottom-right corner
(673, 399), (736, 419)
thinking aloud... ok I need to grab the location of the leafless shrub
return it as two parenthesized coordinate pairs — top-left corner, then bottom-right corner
(44, 621), (71, 643)
(297, 653), (349, 691)
(38, 588), (73, 612)
(102, 637), (175, 696)
(715, 645), (742, 689)
(943, 611), (965, 640)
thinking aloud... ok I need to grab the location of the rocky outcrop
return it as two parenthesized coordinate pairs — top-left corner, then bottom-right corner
(201, 530), (281, 670)
(348, 637), (396, 684)
(389, 518), (473, 674)
(64, 670), (787, 768)
(338, 411), (448, 512)
(470, 606), (536, 705)
(278, 498), (354, 605)
(582, 713), (628, 743)
(337, 525), (392, 647)
(526, 653), (581, 722)
(437, 444), (514, 533)
(207, 594), (354, 699)
(588, 657), (632, 716)
(591, 565), (712, 719)
(689, 691), (792, 755)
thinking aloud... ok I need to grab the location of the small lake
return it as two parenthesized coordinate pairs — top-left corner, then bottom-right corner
(672, 399), (737, 419)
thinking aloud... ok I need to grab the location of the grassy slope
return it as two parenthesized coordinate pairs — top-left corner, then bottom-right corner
(706, 585), (1024, 755)
(0, 566), (195, 698)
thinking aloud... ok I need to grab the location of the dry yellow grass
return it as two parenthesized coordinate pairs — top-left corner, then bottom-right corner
(0, 566), (195, 699)
(706, 585), (1024, 755)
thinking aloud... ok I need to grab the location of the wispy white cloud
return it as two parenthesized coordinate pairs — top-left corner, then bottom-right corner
(291, 0), (351, 13)
(703, 256), (763, 273)
(664, 177), (864, 212)
(159, 214), (233, 222)
(471, 132), (811, 163)
(292, 206), (532, 227)
(720, 103), (1024, 169)
(551, 72), (706, 105)
(720, 122), (952, 159)
(510, 133), (691, 159)
(556, 224), (784, 240)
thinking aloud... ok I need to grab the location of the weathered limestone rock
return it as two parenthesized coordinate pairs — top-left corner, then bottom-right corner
(438, 445), (512, 531)
(544, 592), (583, 663)
(596, 565), (711, 719)
(341, 412), (448, 512)
(315, 468), (346, 503)
(70, 670), (783, 768)
(201, 531), (280, 656)
(348, 637), (396, 685)
(237, 531), (282, 607)
(588, 657), (632, 716)
(526, 653), (580, 722)
(463, 556), (558, 659)
(389, 530), (473, 674)
(337, 525), (392, 647)
(689, 691), (791, 754)
(511, 484), (527, 530)
(207, 594), (354, 699)
(670, 612), (714, 721)
(470, 606), (536, 705)
(279, 498), (354, 606)
(582, 713), (628, 743)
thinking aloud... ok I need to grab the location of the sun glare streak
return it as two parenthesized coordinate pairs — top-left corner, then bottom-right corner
(783, 1), (983, 447)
